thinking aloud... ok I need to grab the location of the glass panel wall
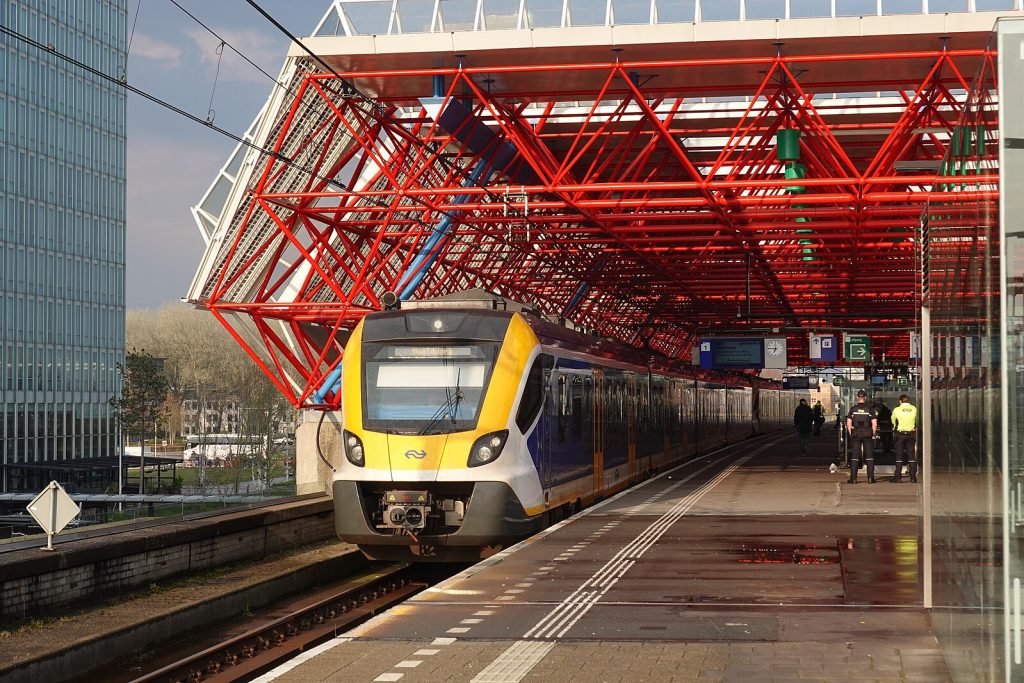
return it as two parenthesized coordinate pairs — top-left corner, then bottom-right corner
(922, 17), (1024, 681)
(999, 18), (1024, 682)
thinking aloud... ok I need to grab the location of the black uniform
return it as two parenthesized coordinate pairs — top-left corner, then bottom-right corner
(845, 403), (877, 483)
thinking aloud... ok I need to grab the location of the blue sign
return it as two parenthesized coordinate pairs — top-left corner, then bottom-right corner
(809, 333), (837, 362)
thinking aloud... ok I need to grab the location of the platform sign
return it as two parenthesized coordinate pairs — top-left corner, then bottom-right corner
(699, 340), (713, 368)
(843, 334), (871, 362)
(833, 376), (846, 386)
(809, 333), (837, 362)
(26, 481), (80, 551)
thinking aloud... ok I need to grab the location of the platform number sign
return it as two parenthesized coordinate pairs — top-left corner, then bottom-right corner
(843, 334), (871, 362)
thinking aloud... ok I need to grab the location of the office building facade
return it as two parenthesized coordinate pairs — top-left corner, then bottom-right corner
(0, 1), (127, 491)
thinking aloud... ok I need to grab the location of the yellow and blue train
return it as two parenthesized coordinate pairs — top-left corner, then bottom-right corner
(332, 305), (801, 561)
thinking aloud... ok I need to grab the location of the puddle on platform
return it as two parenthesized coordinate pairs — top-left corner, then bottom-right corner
(729, 543), (839, 565)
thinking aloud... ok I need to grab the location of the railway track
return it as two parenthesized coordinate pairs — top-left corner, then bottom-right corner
(129, 564), (425, 683)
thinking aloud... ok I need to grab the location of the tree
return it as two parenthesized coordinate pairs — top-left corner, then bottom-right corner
(110, 351), (169, 494)
(236, 355), (294, 493)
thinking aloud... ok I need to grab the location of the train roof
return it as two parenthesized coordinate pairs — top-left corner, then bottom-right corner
(361, 301), (778, 388)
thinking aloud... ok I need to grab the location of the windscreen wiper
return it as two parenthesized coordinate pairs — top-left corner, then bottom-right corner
(418, 377), (464, 436)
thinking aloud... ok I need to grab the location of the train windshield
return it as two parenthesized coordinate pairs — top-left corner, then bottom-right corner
(362, 342), (500, 433)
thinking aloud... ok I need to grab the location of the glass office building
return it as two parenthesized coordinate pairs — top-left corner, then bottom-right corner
(0, 1), (126, 491)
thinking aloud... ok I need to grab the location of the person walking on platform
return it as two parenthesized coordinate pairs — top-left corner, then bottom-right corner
(845, 390), (878, 484)
(890, 393), (919, 483)
(812, 401), (825, 436)
(794, 399), (814, 455)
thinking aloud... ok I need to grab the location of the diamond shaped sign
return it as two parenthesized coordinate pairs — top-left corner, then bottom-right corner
(27, 481), (80, 536)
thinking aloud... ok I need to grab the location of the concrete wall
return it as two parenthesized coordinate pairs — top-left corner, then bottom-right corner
(296, 410), (343, 496)
(0, 497), (334, 621)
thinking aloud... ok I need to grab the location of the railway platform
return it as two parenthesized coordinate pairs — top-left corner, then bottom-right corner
(258, 429), (939, 683)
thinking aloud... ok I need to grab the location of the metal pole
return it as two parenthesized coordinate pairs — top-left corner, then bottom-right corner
(921, 304), (932, 608)
(746, 251), (752, 317)
(47, 481), (56, 551)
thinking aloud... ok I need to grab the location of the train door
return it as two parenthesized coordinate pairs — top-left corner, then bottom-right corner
(541, 364), (558, 507)
(627, 373), (637, 478)
(593, 368), (604, 493)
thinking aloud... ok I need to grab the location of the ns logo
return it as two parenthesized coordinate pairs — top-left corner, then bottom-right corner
(404, 449), (427, 460)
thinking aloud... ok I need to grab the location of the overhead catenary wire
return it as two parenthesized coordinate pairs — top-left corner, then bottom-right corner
(4, 7), (604, 339)
(0, 21), (493, 248)
(165, 0), (283, 87)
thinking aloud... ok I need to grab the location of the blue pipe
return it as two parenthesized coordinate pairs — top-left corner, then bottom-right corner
(398, 158), (491, 300)
(432, 74), (445, 98)
(313, 365), (343, 405)
(561, 281), (590, 318)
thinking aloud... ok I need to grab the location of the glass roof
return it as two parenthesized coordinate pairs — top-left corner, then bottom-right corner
(311, 0), (1012, 36)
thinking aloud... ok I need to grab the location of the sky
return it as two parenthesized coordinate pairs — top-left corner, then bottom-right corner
(124, 0), (330, 309)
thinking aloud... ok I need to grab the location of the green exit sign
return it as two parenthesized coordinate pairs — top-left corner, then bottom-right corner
(844, 335), (871, 361)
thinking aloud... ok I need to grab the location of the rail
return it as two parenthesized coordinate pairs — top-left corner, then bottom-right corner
(130, 565), (423, 683)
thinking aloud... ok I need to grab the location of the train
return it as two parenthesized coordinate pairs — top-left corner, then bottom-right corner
(332, 302), (803, 561)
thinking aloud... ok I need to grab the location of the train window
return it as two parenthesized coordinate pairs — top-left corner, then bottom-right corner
(516, 354), (549, 433)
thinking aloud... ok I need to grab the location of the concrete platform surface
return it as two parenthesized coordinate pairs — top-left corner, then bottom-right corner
(258, 432), (941, 683)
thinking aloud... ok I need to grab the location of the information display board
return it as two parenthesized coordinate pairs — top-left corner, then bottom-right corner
(710, 338), (764, 368)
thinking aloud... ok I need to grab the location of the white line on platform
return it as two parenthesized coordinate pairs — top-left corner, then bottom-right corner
(522, 445), (772, 641)
(374, 674), (403, 682)
(469, 641), (556, 683)
(250, 637), (352, 682)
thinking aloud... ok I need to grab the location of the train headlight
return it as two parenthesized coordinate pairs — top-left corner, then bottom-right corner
(468, 430), (508, 467)
(343, 430), (365, 467)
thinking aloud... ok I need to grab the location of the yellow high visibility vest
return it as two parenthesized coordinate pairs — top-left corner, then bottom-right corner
(891, 403), (918, 432)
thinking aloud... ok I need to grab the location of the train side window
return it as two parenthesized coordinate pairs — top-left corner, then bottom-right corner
(516, 354), (548, 433)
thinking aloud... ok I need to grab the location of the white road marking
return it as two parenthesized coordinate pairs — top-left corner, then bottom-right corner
(374, 675), (403, 682)
(469, 641), (556, 683)
(414, 649), (441, 656)
(402, 437), (775, 683)
(447, 626), (471, 633)
(395, 660), (422, 668)
(474, 611), (496, 616)
(462, 618), (483, 624)
(524, 450), (761, 640)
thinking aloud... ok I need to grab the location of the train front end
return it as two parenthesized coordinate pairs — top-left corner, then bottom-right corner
(332, 308), (545, 561)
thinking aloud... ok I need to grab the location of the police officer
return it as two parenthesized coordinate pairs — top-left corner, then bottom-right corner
(890, 393), (918, 483)
(845, 390), (878, 484)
